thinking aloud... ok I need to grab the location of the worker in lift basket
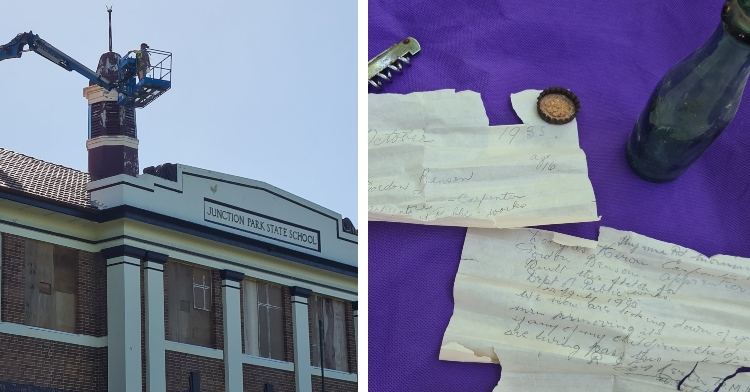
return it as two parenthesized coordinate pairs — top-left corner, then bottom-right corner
(128, 43), (151, 81)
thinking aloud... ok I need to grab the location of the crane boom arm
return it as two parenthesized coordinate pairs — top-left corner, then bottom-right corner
(0, 31), (115, 90)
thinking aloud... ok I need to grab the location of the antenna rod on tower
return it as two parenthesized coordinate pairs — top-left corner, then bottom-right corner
(107, 5), (113, 52)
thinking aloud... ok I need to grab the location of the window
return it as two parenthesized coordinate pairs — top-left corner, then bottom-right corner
(310, 295), (348, 372)
(244, 280), (285, 360)
(192, 272), (211, 311)
(24, 239), (78, 333)
(166, 261), (212, 347)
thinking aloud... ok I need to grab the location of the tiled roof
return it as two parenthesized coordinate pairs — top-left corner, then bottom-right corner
(0, 147), (93, 209)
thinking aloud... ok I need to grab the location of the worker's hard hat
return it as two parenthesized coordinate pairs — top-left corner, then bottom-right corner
(141, 43), (149, 48)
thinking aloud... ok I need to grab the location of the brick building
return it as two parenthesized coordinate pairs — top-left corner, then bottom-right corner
(0, 51), (357, 392)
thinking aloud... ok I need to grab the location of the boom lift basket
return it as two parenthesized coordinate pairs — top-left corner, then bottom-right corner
(117, 49), (172, 108)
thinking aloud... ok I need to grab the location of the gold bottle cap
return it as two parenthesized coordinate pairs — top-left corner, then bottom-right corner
(537, 87), (580, 124)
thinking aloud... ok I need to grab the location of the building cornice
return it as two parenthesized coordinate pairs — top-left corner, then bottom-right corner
(86, 135), (139, 150)
(220, 269), (244, 282)
(101, 244), (147, 260)
(289, 286), (312, 298)
(0, 188), (357, 278)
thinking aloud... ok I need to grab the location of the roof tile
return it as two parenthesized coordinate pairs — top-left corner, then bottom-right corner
(0, 147), (93, 209)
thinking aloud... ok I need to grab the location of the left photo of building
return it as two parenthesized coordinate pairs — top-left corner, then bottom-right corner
(0, 3), (358, 392)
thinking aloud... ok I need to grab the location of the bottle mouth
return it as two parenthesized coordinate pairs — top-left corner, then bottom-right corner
(724, 0), (750, 44)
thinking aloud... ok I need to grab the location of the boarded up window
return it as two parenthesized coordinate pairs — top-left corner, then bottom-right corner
(244, 280), (285, 360)
(167, 261), (212, 347)
(310, 295), (348, 372)
(24, 239), (78, 333)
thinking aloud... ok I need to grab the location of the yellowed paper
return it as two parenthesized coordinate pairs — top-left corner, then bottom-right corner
(368, 89), (599, 228)
(369, 88), (490, 130)
(495, 369), (750, 392)
(442, 227), (750, 391)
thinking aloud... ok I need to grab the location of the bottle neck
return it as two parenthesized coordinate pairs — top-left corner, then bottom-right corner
(688, 23), (750, 88)
(682, 0), (750, 96)
(723, 0), (750, 45)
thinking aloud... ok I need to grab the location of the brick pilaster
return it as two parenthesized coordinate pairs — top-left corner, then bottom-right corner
(283, 286), (295, 362)
(345, 301), (357, 374)
(1, 234), (25, 324)
(240, 280), (246, 352)
(211, 270), (224, 350)
(163, 262), (170, 340)
(76, 250), (107, 337)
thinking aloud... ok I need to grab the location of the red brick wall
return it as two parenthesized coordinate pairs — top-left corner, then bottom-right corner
(345, 303), (357, 374)
(243, 364), (295, 392)
(311, 375), (357, 392)
(308, 300), (315, 365)
(211, 270), (224, 350)
(76, 249), (106, 337)
(240, 280), (246, 353)
(0, 333), (107, 391)
(163, 262), (170, 340)
(165, 350), (224, 392)
(1, 233), (25, 324)
(283, 286), (294, 362)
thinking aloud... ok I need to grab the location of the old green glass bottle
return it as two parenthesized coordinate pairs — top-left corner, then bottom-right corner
(626, 0), (750, 182)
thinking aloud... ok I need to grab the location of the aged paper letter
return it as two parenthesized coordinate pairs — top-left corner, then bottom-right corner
(441, 227), (750, 391)
(368, 89), (599, 228)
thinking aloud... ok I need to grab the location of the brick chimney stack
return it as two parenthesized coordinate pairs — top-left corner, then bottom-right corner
(83, 51), (138, 181)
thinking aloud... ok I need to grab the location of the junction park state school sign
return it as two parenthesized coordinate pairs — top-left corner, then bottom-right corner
(204, 199), (321, 251)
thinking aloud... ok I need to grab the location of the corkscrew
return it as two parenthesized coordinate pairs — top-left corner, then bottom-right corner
(368, 37), (421, 89)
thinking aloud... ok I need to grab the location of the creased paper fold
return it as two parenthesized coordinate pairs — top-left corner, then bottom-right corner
(368, 89), (599, 229)
(442, 227), (750, 391)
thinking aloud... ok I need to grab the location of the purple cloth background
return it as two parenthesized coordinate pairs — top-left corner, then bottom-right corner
(369, 0), (750, 390)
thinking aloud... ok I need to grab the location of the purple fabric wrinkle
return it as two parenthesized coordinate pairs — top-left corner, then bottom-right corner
(369, 0), (750, 390)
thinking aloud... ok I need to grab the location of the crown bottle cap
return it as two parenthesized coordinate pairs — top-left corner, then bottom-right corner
(537, 87), (580, 124)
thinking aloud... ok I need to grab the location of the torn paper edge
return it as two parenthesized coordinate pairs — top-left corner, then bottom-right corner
(439, 341), (496, 364)
(552, 232), (598, 249)
(369, 89), (599, 228)
(369, 212), (601, 229)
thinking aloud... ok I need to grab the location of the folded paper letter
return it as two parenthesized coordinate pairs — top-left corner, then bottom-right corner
(368, 89), (599, 228)
(441, 227), (750, 391)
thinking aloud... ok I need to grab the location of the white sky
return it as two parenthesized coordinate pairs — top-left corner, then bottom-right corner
(0, 0), (358, 227)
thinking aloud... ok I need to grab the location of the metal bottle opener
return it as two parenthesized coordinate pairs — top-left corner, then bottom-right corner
(368, 37), (421, 88)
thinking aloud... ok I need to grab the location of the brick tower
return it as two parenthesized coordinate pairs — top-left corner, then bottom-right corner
(83, 51), (139, 181)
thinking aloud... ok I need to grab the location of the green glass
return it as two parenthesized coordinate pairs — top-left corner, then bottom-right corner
(626, 0), (750, 182)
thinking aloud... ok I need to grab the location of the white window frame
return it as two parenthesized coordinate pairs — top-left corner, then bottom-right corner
(243, 279), (284, 360)
(192, 274), (211, 312)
